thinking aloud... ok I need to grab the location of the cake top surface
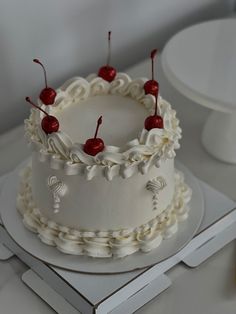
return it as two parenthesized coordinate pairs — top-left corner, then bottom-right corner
(25, 73), (181, 180)
(56, 93), (147, 147)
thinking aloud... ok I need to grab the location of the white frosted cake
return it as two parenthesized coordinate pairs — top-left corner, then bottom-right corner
(17, 49), (191, 258)
(18, 73), (192, 258)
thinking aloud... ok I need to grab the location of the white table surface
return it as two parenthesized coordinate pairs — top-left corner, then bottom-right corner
(0, 57), (236, 314)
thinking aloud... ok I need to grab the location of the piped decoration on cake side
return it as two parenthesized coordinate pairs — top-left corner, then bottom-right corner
(146, 176), (167, 211)
(84, 116), (105, 156)
(98, 31), (117, 82)
(144, 94), (163, 130)
(18, 167), (191, 258)
(47, 175), (67, 214)
(144, 49), (159, 96)
(33, 59), (57, 105)
(25, 97), (59, 134)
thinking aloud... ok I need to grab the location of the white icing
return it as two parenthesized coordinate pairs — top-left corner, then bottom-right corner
(24, 73), (181, 180)
(32, 154), (175, 230)
(47, 176), (67, 213)
(146, 176), (167, 211)
(17, 166), (192, 258)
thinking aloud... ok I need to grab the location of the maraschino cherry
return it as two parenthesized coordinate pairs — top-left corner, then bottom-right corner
(25, 97), (59, 134)
(84, 116), (105, 156)
(144, 94), (163, 131)
(33, 59), (57, 105)
(144, 49), (159, 96)
(98, 31), (117, 82)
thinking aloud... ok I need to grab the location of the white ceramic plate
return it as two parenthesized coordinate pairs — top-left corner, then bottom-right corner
(0, 161), (204, 274)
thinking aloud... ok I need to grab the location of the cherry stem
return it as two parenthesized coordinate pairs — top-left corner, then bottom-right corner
(33, 59), (48, 88)
(94, 116), (103, 139)
(25, 97), (48, 116)
(155, 94), (158, 116)
(106, 31), (111, 66)
(150, 49), (158, 81)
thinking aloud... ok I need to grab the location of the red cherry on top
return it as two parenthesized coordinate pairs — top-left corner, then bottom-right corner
(144, 49), (159, 96)
(33, 59), (57, 105)
(144, 94), (163, 131)
(98, 31), (117, 82)
(25, 97), (59, 134)
(84, 116), (105, 156)
(144, 80), (159, 97)
(98, 66), (116, 83)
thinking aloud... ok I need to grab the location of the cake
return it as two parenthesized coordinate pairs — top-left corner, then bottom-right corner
(17, 42), (191, 258)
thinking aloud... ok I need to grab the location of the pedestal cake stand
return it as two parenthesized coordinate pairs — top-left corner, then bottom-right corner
(162, 18), (236, 163)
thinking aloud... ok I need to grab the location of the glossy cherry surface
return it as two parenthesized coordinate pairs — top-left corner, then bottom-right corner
(144, 114), (163, 130)
(25, 97), (59, 134)
(33, 59), (57, 105)
(144, 94), (163, 130)
(144, 79), (159, 96)
(98, 31), (117, 82)
(39, 87), (57, 105)
(84, 138), (105, 156)
(98, 66), (116, 82)
(41, 115), (59, 134)
(84, 116), (105, 156)
(144, 49), (159, 96)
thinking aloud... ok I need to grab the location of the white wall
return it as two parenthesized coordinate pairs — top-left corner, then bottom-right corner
(0, 0), (234, 133)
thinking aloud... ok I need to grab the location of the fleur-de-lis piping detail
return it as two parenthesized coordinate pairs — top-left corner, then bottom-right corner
(146, 176), (167, 210)
(47, 176), (67, 213)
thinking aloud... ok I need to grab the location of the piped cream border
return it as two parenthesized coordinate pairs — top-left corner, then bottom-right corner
(25, 73), (181, 180)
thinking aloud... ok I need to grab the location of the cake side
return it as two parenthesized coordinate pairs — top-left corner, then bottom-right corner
(31, 152), (175, 230)
(17, 166), (191, 258)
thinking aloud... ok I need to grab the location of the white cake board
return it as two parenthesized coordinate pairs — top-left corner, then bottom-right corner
(22, 269), (80, 314)
(0, 175), (14, 260)
(0, 164), (236, 313)
(0, 242), (13, 260)
(0, 161), (204, 273)
(21, 268), (171, 314)
(0, 213), (13, 261)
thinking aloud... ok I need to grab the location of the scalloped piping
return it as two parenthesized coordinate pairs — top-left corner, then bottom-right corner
(24, 73), (181, 180)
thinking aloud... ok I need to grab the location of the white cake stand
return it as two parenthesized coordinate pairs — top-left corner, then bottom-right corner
(0, 160), (204, 274)
(162, 18), (236, 163)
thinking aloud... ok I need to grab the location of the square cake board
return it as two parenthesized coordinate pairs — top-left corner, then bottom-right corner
(0, 173), (236, 314)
